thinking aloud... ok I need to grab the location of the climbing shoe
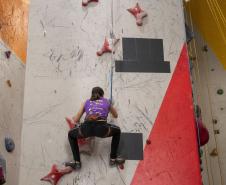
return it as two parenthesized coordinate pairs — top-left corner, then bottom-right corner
(109, 157), (125, 166)
(64, 161), (81, 170)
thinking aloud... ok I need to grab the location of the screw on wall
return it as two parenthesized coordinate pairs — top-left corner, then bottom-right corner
(6, 80), (12, 87)
(202, 45), (208, 52)
(82, 0), (98, 7)
(220, 107), (224, 111)
(214, 130), (220, 134)
(4, 51), (11, 59)
(127, 3), (147, 26)
(217, 89), (224, 95)
(210, 148), (218, 157)
(211, 68), (215, 71)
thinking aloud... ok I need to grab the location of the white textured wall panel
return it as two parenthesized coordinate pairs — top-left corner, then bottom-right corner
(0, 41), (25, 185)
(20, 0), (186, 184)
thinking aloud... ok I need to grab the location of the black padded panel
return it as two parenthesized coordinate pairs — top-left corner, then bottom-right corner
(116, 38), (170, 73)
(117, 132), (143, 160)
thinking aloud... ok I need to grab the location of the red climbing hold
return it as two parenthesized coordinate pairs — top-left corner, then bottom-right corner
(82, 0), (98, 7)
(118, 164), (124, 170)
(40, 164), (73, 185)
(146, 139), (151, 145)
(127, 3), (147, 26)
(65, 117), (74, 129)
(97, 38), (112, 56)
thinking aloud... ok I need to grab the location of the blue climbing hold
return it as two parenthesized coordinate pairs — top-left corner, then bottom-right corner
(5, 137), (15, 153)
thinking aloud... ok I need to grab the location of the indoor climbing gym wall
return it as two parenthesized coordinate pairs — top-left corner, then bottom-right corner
(19, 0), (201, 185)
(185, 1), (226, 184)
(0, 1), (28, 184)
(189, 29), (226, 185)
(0, 42), (25, 185)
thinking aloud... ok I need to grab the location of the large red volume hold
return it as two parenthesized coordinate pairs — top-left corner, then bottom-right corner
(131, 44), (202, 185)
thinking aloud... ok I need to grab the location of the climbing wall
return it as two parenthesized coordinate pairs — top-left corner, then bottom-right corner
(189, 28), (226, 185)
(19, 0), (200, 185)
(0, 41), (25, 185)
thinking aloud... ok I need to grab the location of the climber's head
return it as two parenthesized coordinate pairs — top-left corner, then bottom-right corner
(90, 87), (104, 101)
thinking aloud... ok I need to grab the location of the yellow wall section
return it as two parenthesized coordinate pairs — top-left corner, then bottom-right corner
(0, 0), (29, 63)
(186, 0), (226, 69)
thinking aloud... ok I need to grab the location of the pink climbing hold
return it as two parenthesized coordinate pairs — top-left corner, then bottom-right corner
(65, 117), (74, 129)
(97, 38), (112, 56)
(127, 3), (147, 26)
(82, 0), (98, 7)
(40, 164), (73, 185)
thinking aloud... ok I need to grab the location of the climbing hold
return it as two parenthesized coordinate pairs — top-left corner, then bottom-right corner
(6, 80), (12, 88)
(65, 117), (74, 129)
(5, 137), (15, 153)
(202, 45), (208, 52)
(146, 139), (151, 145)
(41, 164), (73, 185)
(214, 130), (220, 134)
(189, 56), (196, 61)
(82, 0), (98, 7)
(217, 89), (224, 95)
(97, 38), (112, 56)
(210, 148), (218, 157)
(0, 167), (5, 185)
(4, 51), (11, 59)
(197, 118), (209, 146)
(185, 23), (194, 43)
(127, 3), (147, 26)
(118, 164), (124, 170)
(212, 119), (218, 124)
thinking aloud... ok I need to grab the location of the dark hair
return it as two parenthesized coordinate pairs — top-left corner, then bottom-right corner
(90, 87), (104, 101)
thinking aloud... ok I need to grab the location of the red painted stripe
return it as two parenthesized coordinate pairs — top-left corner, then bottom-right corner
(131, 44), (202, 185)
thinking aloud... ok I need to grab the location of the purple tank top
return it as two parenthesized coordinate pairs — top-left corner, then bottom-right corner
(84, 97), (110, 120)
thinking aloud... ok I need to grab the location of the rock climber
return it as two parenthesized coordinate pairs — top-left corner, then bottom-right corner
(65, 87), (124, 169)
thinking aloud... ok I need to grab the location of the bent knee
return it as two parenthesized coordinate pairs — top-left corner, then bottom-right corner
(68, 128), (79, 138)
(110, 125), (121, 135)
